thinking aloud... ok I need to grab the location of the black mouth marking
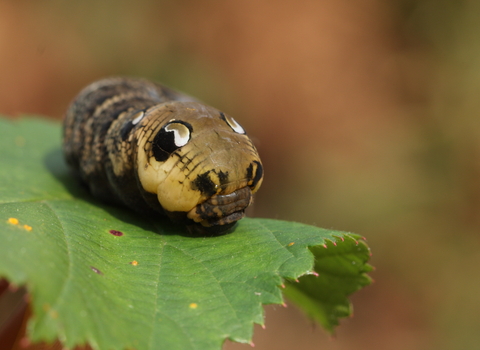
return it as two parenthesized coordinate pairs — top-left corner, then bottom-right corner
(246, 161), (263, 188)
(191, 171), (217, 197)
(246, 163), (253, 179)
(252, 161), (263, 187)
(216, 170), (230, 186)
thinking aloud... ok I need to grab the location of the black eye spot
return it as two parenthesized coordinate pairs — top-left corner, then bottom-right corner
(220, 112), (245, 134)
(120, 121), (134, 141)
(152, 120), (193, 162)
(120, 110), (145, 141)
(191, 171), (217, 196)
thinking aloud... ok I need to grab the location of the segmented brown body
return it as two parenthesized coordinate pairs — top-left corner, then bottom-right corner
(63, 77), (263, 234)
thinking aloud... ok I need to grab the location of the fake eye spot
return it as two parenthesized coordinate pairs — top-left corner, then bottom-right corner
(152, 120), (193, 162)
(220, 112), (245, 134)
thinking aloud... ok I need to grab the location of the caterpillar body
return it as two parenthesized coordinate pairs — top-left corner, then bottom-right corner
(63, 77), (263, 234)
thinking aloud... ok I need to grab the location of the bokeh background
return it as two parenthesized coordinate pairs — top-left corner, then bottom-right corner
(1, 1), (480, 349)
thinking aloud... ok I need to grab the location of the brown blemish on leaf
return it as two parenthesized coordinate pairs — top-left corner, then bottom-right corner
(109, 229), (123, 236)
(90, 266), (103, 275)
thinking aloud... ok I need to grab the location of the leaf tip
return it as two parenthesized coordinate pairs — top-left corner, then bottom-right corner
(325, 239), (337, 247)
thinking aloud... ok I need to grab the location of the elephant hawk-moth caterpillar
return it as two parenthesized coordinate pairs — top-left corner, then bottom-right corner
(63, 77), (263, 234)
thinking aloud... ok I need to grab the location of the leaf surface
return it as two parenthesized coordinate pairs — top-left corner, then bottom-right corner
(0, 117), (372, 349)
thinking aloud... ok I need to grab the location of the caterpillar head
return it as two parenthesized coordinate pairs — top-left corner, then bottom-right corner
(135, 101), (263, 234)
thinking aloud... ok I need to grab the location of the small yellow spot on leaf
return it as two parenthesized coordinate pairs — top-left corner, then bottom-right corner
(288, 242), (295, 247)
(8, 218), (19, 225)
(23, 225), (32, 231)
(189, 303), (198, 309)
(130, 260), (138, 266)
(50, 310), (58, 319)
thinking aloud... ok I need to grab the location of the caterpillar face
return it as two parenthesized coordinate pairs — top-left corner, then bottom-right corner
(63, 78), (263, 234)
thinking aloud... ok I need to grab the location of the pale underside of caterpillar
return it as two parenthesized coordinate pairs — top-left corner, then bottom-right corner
(62, 77), (263, 234)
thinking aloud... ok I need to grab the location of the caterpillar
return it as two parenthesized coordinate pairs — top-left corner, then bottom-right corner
(63, 77), (263, 234)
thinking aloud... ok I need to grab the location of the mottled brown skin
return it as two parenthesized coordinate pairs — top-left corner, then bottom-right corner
(63, 77), (263, 234)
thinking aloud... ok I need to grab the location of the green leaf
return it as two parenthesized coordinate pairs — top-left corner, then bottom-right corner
(284, 237), (373, 332)
(0, 117), (372, 350)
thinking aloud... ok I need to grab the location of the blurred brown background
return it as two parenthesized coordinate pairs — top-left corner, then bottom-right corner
(1, 0), (480, 349)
